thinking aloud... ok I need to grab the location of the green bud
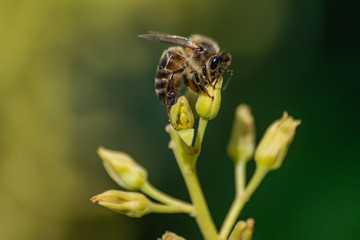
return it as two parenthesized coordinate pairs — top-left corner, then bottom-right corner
(91, 190), (151, 218)
(227, 104), (256, 163)
(195, 77), (223, 120)
(98, 147), (147, 190)
(169, 96), (194, 131)
(158, 231), (185, 240)
(255, 112), (301, 170)
(228, 218), (255, 240)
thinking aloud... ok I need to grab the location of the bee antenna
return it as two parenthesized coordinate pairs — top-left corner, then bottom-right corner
(223, 69), (234, 90)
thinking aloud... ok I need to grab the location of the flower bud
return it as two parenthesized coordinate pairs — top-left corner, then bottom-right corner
(228, 218), (255, 240)
(195, 77), (223, 120)
(227, 104), (255, 163)
(98, 147), (147, 190)
(91, 190), (151, 218)
(169, 96), (194, 131)
(158, 231), (185, 240)
(255, 112), (301, 170)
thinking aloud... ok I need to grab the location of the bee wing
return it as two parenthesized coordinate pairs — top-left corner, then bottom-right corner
(138, 31), (199, 49)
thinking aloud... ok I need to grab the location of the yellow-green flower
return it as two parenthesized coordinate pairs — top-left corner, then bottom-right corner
(98, 147), (147, 190)
(228, 218), (255, 240)
(169, 96), (194, 131)
(158, 231), (186, 240)
(195, 77), (223, 120)
(91, 190), (151, 218)
(227, 104), (256, 163)
(255, 112), (301, 170)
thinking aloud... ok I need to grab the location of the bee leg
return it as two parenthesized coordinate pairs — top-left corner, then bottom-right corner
(184, 76), (200, 93)
(202, 65), (212, 86)
(192, 70), (213, 99)
(212, 69), (223, 88)
(166, 69), (184, 112)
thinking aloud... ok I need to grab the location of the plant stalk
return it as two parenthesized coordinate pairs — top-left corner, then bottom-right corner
(169, 121), (219, 240)
(235, 160), (246, 195)
(219, 165), (268, 240)
(142, 182), (194, 214)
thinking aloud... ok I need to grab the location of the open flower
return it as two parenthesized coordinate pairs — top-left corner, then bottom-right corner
(169, 96), (194, 131)
(169, 96), (195, 146)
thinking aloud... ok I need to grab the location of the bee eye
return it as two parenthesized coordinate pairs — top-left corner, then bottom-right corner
(210, 56), (220, 70)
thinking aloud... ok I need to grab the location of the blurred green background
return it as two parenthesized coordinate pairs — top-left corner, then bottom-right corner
(1, 0), (359, 239)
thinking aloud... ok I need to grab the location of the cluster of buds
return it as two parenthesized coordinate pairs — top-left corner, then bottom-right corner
(92, 72), (301, 240)
(92, 148), (151, 216)
(218, 107), (300, 240)
(228, 107), (300, 171)
(169, 77), (224, 132)
(167, 78), (224, 148)
(92, 147), (194, 219)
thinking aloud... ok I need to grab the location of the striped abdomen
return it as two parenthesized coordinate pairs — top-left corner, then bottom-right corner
(155, 47), (186, 111)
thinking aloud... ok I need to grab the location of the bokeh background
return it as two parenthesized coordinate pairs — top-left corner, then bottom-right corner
(1, 0), (359, 239)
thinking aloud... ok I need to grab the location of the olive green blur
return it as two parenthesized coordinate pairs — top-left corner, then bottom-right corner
(0, 0), (359, 239)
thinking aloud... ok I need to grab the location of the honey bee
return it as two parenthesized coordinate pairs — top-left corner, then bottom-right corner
(138, 31), (232, 113)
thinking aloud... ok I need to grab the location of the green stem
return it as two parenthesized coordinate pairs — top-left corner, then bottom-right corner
(141, 182), (194, 214)
(169, 125), (218, 240)
(183, 166), (218, 240)
(235, 160), (246, 195)
(151, 202), (194, 214)
(219, 165), (268, 240)
(194, 117), (208, 152)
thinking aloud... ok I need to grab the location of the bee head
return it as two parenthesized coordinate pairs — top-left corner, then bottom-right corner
(207, 51), (232, 82)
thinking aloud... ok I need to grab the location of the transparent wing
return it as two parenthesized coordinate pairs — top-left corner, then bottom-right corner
(138, 31), (198, 49)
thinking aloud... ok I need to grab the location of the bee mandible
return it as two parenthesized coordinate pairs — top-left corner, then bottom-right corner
(138, 31), (232, 114)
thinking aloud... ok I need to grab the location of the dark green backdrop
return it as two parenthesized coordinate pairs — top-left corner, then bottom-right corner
(1, 0), (359, 239)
